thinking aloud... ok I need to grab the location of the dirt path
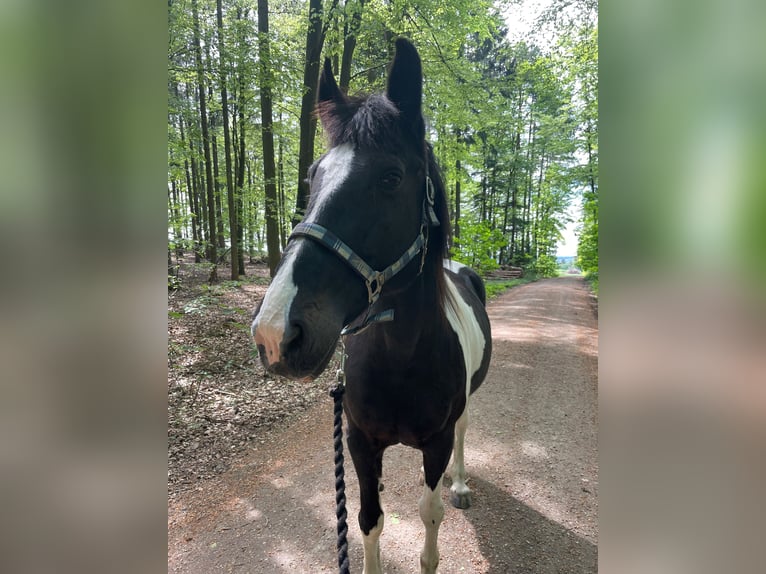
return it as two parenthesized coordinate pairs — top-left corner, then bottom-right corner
(168, 276), (598, 573)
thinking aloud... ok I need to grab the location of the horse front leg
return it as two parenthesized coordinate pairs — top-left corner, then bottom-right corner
(449, 406), (472, 509)
(347, 423), (385, 574)
(419, 432), (453, 574)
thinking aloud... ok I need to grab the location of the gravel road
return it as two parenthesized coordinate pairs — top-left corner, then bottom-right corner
(168, 276), (598, 573)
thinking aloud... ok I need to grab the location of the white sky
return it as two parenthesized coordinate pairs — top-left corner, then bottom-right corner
(557, 202), (580, 258)
(502, 0), (555, 48)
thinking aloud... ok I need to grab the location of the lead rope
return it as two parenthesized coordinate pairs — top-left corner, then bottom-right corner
(330, 338), (350, 574)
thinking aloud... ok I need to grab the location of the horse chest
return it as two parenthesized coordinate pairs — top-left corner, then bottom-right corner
(344, 361), (465, 446)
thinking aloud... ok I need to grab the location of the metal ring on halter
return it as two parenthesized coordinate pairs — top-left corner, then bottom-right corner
(425, 175), (436, 205)
(366, 272), (385, 304)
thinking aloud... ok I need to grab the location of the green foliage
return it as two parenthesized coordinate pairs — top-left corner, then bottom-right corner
(577, 211), (598, 276)
(585, 272), (598, 296)
(529, 253), (560, 278)
(453, 218), (506, 274)
(168, 0), (597, 277)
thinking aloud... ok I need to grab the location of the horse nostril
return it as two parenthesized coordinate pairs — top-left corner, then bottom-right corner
(282, 321), (304, 350)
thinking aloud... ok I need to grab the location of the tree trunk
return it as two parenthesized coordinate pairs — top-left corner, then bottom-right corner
(216, 0), (240, 279)
(192, 0), (218, 266)
(211, 133), (226, 249)
(179, 114), (202, 263)
(293, 0), (327, 227)
(586, 122), (597, 197)
(501, 138), (519, 265)
(247, 160), (257, 262)
(277, 120), (287, 250)
(339, 0), (365, 93)
(522, 120), (535, 257)
(170, 178), (183, 259)
(454, 157), (461, 243)
(233, 5), (249, 276)
(257, 0), (281, 276)
(196, 140), (210, 249)
(488, 154), (497, 229)
(533, 151), (546, 259)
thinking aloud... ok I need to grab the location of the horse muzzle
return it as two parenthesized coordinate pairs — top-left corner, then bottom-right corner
(252, 312), (339, 380)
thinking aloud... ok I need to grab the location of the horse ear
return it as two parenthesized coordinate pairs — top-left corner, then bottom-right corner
(318, 57), (343, 106)
(386, 38), (423, 129)
(317, 58), (351, 135)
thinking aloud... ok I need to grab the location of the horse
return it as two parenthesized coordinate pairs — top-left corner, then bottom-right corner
(251, 38), (491, 574)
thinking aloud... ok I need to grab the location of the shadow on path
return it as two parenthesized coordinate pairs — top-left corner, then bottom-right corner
(465, 475), (597, 574)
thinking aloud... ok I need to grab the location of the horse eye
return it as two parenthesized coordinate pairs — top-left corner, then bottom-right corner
(380, 171), (402, 189)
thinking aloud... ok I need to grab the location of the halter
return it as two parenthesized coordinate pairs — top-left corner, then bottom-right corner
(289, 163), (440, 336)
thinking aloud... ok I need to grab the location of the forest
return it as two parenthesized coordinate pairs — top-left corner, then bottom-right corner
(167, 0), (598, 283)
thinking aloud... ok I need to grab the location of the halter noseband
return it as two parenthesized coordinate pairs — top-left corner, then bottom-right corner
(289, 164), (440, 335)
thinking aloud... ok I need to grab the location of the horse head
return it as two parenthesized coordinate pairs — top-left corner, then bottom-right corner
(251, 38), (443, 379)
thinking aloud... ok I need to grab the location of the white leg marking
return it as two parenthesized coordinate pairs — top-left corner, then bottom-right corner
(361, 513), (384, 574)
(251, 249), (299, 365)
(450, 407), (471, 509)
(419, 481), (445, 574)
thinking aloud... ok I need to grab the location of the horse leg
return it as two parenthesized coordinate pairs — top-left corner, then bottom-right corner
(449, 406), (472, 509)
(419, 432), (453, 574)
(347, 423), (385, 574)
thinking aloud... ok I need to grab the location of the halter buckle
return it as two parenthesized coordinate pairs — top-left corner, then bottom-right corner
(366, 272), (385, 304)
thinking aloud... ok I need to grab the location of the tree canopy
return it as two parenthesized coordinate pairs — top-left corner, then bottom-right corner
(168, 0), (598, 280)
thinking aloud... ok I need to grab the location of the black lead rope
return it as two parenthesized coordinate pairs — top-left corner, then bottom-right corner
(330, 340), (350, 574)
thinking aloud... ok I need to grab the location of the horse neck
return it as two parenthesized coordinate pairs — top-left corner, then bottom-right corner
(372, 258), (446, 349)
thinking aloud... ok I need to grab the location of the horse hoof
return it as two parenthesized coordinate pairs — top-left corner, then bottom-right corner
(450, 491), (471, 509)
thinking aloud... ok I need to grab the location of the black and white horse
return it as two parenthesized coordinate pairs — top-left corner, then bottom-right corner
(251, 38), (491, 574)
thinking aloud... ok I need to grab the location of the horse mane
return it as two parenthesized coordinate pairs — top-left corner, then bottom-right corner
(424, 142), (452, 320)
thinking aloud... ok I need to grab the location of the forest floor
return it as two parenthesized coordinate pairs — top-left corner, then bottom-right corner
(168, 254), (342, 497)
(168, 266), (598, 573)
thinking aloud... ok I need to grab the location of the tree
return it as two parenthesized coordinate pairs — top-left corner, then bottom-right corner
(257, 0), (281, 276)
(216, 0), (240, 279)
(339, 0), (366, 92)
(191, 0), (217, 267)
(293, 0), (336, 227)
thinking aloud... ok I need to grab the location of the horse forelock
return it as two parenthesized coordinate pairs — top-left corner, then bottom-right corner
(316, 94), (451, 320)
(317, 94), (406, 152)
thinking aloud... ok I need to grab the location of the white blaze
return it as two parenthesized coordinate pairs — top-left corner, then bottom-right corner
(306, 143), (356, 222)
(252, 144), (356, 365)
(251, 249), (299, 364)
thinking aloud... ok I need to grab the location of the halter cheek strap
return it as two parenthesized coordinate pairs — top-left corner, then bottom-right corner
(289, 174), (439, 335)
(290, 219), (426, 305)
